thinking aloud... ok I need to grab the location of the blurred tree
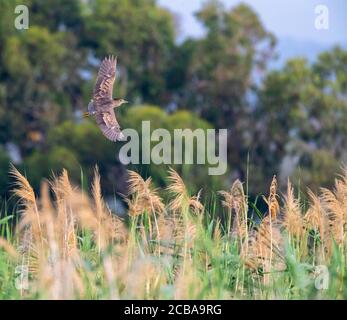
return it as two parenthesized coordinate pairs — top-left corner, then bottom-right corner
(0, 1), (16, 52)
(254, 47), (347, 192)
(179, 0), (275, 183)
(3, 29), (82, 151)
(0, 147), (10, 197)
(24, 146), (80, 190)
(29, 0), (85, 35)
(23, 119), (127, 194)
(22, 105), (223, 197)
(0, 0), (346, 201)
(0, 1), (86, 155)
(122, 105), (224, 194)
(83, 0), (176, 105)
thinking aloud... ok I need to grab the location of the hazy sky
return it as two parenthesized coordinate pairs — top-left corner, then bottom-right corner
(158, 0), (347, 45)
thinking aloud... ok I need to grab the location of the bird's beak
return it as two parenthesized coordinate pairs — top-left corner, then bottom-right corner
(123, 100), (129, 104)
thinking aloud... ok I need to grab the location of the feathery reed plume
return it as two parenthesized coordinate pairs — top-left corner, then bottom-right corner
(303, 188), (333, 262)
(283, 179), (304, 239)
(10, 164), (36, 205)
(188, 189), (204, 215)
(219, 179), (248, 238)
(10, 164), (42, 245)
(92, 166), (103, 219)
(42, 171), (86, 298)
(10, 167), (85, 298)
(38, 181), (64, 299)
(92, 168), (120, 300)
(126, 170), (164, 216)
(167, 168), (204, 215)
(335, 166), (347, 220)
(304, 189), (328, 245)
(264, 175), (280, 220)
(167, 168), (189, 214)
(219, 180), (246, 213)
(92, 165), (110, 251)
(246, 215), (285, 285)
(110, 213), (128, 244)
(246, 177), (284, 280)
(320, 187), (345, 245)
(50, 169), (78, 260)
(10, 164), (43, 294)
(334, 179), (347, 225)
(165, 168), (203, 258)
(322, 167), (347, 241)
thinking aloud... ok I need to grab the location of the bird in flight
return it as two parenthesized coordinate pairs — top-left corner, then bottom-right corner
(84, 55), (128, 141)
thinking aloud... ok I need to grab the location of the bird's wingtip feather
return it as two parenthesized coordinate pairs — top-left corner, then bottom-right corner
(117, 132), (126, 142)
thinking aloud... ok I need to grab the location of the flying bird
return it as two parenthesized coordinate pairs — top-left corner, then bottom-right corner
(84, 55), (128, 141)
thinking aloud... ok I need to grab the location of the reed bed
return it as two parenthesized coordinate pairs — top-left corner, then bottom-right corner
(0, 165), (346, 299)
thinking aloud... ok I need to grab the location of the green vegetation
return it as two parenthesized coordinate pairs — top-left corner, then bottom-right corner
(0, 0), (346, 300)
(0, 0), (346, 200)
(0, 166), (346, 299)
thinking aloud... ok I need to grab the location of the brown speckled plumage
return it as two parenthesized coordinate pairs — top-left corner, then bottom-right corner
(87, 56), (128, 142)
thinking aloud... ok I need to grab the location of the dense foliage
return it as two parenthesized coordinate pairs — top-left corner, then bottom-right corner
(0, 0), (346, 201)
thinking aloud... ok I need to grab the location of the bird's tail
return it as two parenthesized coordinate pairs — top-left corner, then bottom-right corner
(83, 112), (90, 118)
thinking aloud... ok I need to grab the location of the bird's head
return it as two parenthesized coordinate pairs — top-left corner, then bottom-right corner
(113, 98), (128, 107)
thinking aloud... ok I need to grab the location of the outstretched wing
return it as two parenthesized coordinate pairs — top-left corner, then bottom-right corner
(93, 56), (117, 111)
(95, 109), (125, 142)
